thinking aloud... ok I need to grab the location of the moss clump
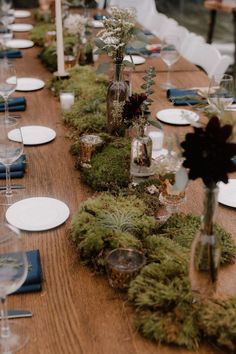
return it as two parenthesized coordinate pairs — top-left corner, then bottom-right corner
(158, 213), (236, 265)
(70, 193), (158, 272)
(70, 192), (236, 351)
(39, 45), (57, 72)
(81, 139), (131, 191)
(197, 298), (236, 353)
(29, 23), (55, 46)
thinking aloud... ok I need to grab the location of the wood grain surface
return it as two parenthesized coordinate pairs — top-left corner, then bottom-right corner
(1, 10), (235, 354)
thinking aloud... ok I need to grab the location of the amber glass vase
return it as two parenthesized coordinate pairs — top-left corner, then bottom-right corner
(107, 60), (128, 136)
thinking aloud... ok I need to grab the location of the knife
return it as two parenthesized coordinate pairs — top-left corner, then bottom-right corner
(0, 184), (25, 190)
(0, 310), (32, 319)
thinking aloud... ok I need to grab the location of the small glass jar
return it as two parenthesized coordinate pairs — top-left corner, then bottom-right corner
(106, 248), (145, 290)
(59, 91), (75, 112)
(79, 134), (103, 168)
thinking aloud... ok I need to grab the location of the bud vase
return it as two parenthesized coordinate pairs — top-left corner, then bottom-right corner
(190, 185), (221, 298)
(107, 61), (128, 136)
(130, 127), (153, 178)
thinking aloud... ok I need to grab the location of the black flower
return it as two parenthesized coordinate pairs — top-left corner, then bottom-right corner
(123, 93), (147, 128)
(181, 116), (236, 187)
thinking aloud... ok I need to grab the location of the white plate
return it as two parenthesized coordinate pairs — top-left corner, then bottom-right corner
(6, 39), (34, 49)
(9, 24), (33, 32)
(6, 197), (70, 231)
(92, 20), (104, 28)
(14, 10), (31, 18)
(156, 108), (199, 125)
(124, 55), (146, 65)
(218, 179), (236, 208)
(8, 125), (56, 145)
(14, 78), (45, 91)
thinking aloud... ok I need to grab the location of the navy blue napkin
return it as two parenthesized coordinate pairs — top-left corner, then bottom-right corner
(0, 154), (27, 179)
(15, 250), (43, 294)
(167, 88), (206, 106)
(0, 50), (22, 59)
(0, 97), (26, 112)
(126, 46), (160, 57)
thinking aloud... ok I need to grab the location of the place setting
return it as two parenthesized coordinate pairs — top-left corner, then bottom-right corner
(156, 108), (199, 125)
(8, 125), (56, 145)
(123, 54), (146, 65)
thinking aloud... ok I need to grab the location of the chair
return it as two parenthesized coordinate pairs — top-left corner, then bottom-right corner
(182, 41), (231, 78)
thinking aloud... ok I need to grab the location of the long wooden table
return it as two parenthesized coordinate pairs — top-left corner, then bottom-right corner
(2, 10), (236, 354)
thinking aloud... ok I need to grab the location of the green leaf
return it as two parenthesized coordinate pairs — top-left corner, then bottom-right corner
(123, 60), (135, 68)
(148, 119), (163, 130)
(94, 38), (106, 49)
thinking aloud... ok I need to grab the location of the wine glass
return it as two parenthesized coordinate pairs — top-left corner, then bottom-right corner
(0, 59), (17, 124)
(0, 223), (28, 353)
(160, 35), (180, 89)
(207, 74), (234, 116)
(0, 0), (12, 14)
(0, 118), (23, 205)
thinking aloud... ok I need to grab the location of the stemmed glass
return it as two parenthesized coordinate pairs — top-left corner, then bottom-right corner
(0, 0), (12, 14)
(207, 74), (234, 117)
(160, 35), (180, 89)
(0, 59), (17, 124)
(0, 118), (23, 205)
(0, 223), (28, 353)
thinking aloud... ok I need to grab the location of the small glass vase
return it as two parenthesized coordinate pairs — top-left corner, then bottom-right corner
(190, 185), (221, 298)
(107, 60), (128, 136)
(130, 127), (153, 178)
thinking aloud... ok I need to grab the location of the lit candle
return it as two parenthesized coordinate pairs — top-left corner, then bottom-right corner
(59, 92), (75, 111)
(148, 130), (164, 151)
(55, 0), (67, 77)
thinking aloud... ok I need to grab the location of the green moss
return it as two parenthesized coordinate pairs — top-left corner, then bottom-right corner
(71, 193), (157, 272)
(39, 45), (57, 72)
(81, 139), (131, 191)
(29, 23), (55, 46)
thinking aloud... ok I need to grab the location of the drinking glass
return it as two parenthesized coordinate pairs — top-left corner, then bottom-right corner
(0, 223), (28, 353)
(160, 36), (180, 89)
(0, 0), (12, 14)
(0, 59), (17, 124)
(0, 118), (23, 205)
(207, 74), (234, 116)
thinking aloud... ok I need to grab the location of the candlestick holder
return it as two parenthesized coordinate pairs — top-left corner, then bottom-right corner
(106, 248), (146, 290)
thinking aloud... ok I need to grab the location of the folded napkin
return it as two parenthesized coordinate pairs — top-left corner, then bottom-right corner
(167, 88), (206, 106)
(126, 46), (160, 57)
(15, 250), (43, 294)
(142, 29), (154, 36)
(0, 49), (22, 59)
(0, 97), (26, 112)
(0, 28), (11, 34)
(0, 154), (27, 179)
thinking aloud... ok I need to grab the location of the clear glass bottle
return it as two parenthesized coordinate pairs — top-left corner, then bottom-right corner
(190, 185), (221, 298)
(130, 126), (153, 177)
(107, 61), (128, 136)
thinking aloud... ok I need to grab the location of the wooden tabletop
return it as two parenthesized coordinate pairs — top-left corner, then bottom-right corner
(204, 0), (236, 12)
(2, 10), (236, 354)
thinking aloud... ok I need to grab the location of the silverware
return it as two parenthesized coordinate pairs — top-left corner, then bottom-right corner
(0, 184), (25, 190)
(0, 309), (32, 319)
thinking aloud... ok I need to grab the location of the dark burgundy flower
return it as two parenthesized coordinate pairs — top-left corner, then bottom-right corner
(123, 93), (147, 127)
(181, 116), (236, 188)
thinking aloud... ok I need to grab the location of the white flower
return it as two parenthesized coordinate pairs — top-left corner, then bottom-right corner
(63, 14), (88, 36)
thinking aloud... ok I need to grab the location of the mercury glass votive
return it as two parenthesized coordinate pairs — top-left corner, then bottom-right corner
(59, 91), (75, 112)
(64, 55), (76, 70)
(45, 31), (56, 46)
(79, 134), (103, 168)
(106, 248), (146, 290)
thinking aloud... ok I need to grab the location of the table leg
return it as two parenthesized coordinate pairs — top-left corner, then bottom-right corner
(207, 9), (217, 43)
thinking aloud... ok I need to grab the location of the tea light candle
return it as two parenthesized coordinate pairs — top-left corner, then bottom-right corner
(106, 248), (146, 290)
(148, 130), (164, 151)
(59, 92), (75, 112)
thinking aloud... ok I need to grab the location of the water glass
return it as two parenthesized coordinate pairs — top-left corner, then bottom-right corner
(207, 74), (234, 116)
(160, 35), (180, 89)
